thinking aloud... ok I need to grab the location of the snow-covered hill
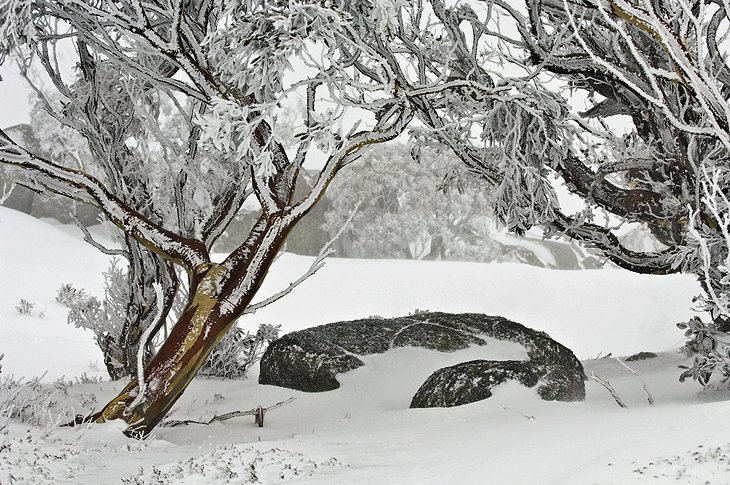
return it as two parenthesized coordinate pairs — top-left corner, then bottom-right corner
(2, 206), (728, 485)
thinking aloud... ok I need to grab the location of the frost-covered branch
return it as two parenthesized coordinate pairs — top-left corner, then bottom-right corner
(614, 357), (654, 405)
(126, 283), (165, 414)
(0, 129), (210, 271)
(244, 202), (360, 315)
(591, 371), (628, 408)
(71, 214), (129, 258)
(0, 182), (15, 205)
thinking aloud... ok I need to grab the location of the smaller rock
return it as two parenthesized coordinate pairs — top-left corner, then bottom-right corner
(625, 351), (658, 362)
(410, 360), (538, 408)
(410, 357), (585, 408)
(259, 333), (365, 392)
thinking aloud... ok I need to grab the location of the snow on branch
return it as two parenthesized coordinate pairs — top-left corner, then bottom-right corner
(244, 202), (360, 315)
(126, 283), (166, 415)
(71, 214), (129, 258)
(0, 128), (210, 272)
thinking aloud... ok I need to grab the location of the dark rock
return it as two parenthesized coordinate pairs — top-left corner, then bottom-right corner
(257, 331), (365, 392)
(410, 358), (585, 408)
(409, 360), (539, 407)
(625, 351), (658, 362)
(259, 312), (585, 404)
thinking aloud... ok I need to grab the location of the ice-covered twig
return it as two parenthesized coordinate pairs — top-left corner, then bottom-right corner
(71, 214), (129, 258)
(244, 202), (360, 315)
(0, 182), (15, 204)
(590, 371), (628, 409)
(614, 357), (654, 405)
(687, 165), (730, 319)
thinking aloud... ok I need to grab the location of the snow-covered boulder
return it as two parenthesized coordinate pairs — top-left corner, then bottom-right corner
(259, 312), (586, 404)
(410, 357), (584, 408)
(259, 313), (487, 392)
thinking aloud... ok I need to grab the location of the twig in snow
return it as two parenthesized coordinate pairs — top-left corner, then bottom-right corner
(591, 371), (628, 408)
(614, 357), (655, 405)
(502, 406), (535, 420)
(160, 397), (296, 428)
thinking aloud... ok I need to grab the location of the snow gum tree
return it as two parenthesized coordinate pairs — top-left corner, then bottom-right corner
(349, 0), (730, 384)
(0, 0), (413, 436)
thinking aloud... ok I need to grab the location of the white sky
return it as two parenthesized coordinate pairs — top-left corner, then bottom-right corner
(0, 63), (32, 128)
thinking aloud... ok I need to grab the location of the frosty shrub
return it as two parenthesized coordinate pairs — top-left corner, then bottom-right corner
(55, 283), (82, 306)
(56, 259), (132, 380)
(199, 324), (280, 380)
(0, 355), (103, 431)
(15, 299), (34, 315)
(0, 355), (58, 428)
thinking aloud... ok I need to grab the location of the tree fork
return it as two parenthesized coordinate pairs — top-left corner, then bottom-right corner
(85, 218), (298, 437)
(90, 216), (296, 437)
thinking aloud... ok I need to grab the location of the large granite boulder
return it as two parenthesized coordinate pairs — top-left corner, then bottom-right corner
(259, 312), (585, 405)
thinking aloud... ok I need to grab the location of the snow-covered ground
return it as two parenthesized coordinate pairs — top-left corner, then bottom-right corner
(2, 206), (728, 484)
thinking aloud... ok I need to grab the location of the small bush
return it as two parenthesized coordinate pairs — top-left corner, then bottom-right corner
(74, 372), (104, 385)
(15, 299), (34, 316)
(56, 284), (78, 306)
(0, 354), (57, 429)
(0, 354), (100, 431)
(199, 324), (280, 380)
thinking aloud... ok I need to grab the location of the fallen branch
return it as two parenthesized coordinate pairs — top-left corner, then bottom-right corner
(502, 406), (535, 420)
(160, 397), (296, 428)
(590, 371), (627, 408)
(614, 357), (655, 405)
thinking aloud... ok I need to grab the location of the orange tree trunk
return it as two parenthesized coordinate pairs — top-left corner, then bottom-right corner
(93, 217), (293, 437)
(93, 291), (234, 436)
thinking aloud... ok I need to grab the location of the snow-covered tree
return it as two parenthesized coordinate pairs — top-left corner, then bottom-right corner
(352, 0), (730, 383)
(0, 0), (412, 436)
(325, 143), (502, 261)
(2, 0), (729, 439)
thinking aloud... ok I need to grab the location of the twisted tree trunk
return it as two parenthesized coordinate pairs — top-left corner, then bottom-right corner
(93, 216), (293, 437)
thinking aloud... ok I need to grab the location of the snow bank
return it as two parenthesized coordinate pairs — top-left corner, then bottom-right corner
(1, 206), (728, 485)
(0, 205), (702, 379)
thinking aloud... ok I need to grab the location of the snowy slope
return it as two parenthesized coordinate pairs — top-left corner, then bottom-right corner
(2, 205), (727, 485)
(0, 207), (111, 379)
(243, 250), (700, 360)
